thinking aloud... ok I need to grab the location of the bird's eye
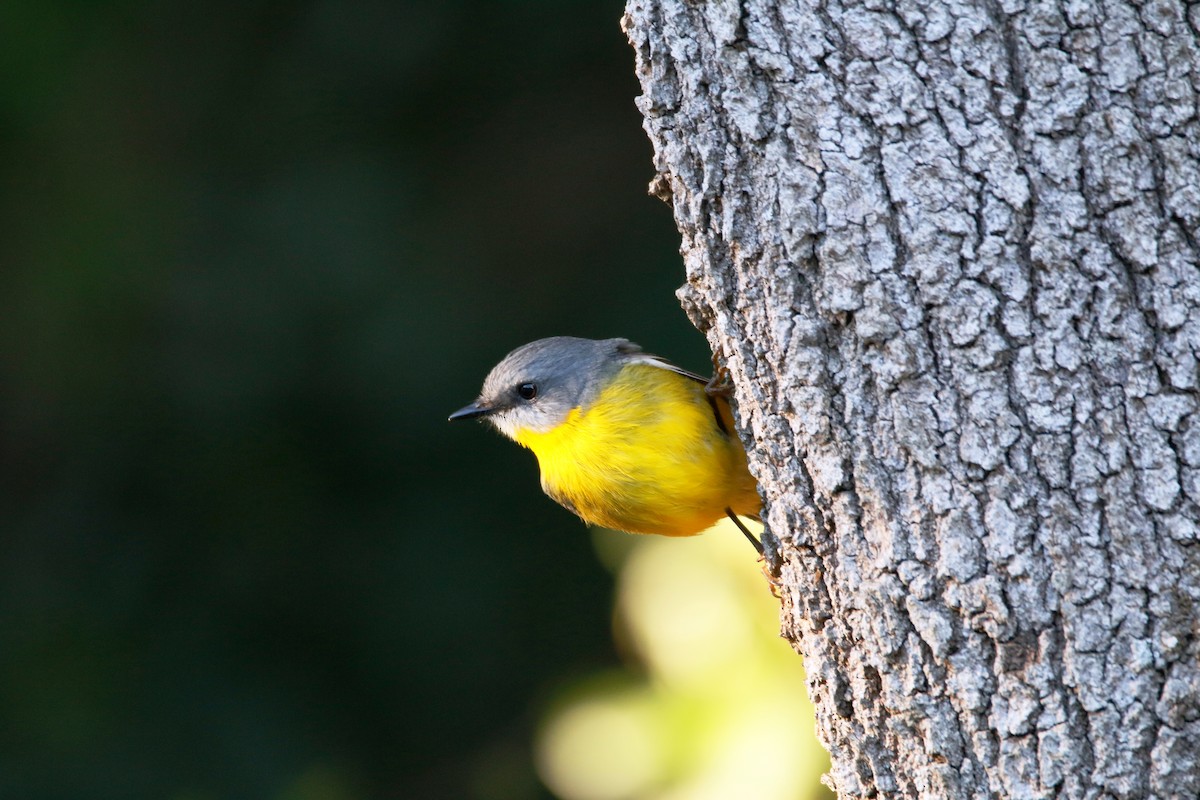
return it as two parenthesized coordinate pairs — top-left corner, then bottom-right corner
(517, 383), (538, 400)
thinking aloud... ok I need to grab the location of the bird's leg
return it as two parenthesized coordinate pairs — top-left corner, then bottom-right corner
(726, 508), (783, 597)
(725, 507), (762, 555)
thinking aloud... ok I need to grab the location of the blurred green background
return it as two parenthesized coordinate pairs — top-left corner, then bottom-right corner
(0, 1), (732, 798)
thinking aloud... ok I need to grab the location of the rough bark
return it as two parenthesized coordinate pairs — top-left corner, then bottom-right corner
(624, 1), (1200, 798)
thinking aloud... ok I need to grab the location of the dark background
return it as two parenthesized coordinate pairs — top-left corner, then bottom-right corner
(0, 1), (714, 798)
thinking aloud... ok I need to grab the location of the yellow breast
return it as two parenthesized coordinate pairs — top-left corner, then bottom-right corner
(513, 364), (760, 536)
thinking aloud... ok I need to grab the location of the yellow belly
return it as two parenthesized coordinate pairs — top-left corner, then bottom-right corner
(513, 364), (760, 536)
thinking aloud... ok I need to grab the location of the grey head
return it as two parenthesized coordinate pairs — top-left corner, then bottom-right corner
(448, 337), (644, 440)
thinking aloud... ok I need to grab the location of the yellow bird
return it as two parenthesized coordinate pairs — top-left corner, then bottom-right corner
(449, 337), (761, 550)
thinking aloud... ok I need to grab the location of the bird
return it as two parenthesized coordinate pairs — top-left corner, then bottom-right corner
(449, 337), (761, 551)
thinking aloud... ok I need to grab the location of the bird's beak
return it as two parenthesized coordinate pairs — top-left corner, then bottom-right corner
(448, 401), (494, 422)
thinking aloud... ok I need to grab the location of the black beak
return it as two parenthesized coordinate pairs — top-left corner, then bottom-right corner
(448, 401), (493, 422)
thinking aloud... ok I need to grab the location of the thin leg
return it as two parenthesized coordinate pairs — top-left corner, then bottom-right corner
(725, 507), (762, 555)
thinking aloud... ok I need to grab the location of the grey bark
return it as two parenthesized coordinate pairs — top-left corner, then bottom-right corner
(623, 1), (1200, 799)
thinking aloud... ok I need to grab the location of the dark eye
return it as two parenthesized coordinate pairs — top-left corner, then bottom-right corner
(517, 382), (538, 400)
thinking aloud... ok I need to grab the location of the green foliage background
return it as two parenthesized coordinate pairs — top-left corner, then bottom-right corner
(0, 1), (716, 797)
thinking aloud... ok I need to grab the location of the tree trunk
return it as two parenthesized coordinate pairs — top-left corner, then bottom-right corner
(624, 1), (1200, 798)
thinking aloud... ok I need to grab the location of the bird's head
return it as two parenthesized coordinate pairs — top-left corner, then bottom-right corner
(448, 336), (640, 440)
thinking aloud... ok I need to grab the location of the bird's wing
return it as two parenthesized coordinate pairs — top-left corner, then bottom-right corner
(624, 352), (711, 385)
(625, 351), (734, 435)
